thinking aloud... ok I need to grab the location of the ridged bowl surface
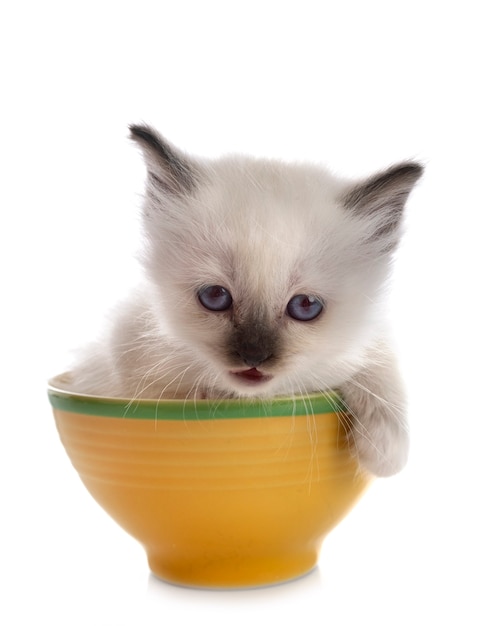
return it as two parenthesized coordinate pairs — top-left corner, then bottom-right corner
(49, 378), (370, 587)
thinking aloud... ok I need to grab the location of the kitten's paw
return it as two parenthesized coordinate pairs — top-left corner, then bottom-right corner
(352, 414), (409, 477)
(339, 384), (409, 477)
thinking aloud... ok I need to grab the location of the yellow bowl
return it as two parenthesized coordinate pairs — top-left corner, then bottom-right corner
(48, 376), (371, 588)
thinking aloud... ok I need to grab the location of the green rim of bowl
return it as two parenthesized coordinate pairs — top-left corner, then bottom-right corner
(48, 379), (345, 421)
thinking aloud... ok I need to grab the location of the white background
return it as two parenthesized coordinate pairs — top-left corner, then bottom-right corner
(1, 1), (488, 624)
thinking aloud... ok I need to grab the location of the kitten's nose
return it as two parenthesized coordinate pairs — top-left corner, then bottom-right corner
(237, 347), (272, 368)
(232, 321), (276, 369)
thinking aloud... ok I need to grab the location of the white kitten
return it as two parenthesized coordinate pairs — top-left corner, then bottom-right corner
(64, 124), (423, 477)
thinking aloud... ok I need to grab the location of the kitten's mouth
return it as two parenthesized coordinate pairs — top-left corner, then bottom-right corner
(231, 368), (272, 385)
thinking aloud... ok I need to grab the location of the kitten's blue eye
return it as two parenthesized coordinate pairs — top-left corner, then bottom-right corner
(198, 285), (233, 312)
(287, 294), (324, 321)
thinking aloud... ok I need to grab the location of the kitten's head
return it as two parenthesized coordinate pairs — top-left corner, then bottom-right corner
(130, 124), (423, 398)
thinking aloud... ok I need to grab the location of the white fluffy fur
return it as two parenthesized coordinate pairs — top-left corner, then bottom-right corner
(63, 125), (422, 477)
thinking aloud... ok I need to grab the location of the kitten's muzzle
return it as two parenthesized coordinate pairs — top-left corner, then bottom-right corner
(230, 347), (274, 387)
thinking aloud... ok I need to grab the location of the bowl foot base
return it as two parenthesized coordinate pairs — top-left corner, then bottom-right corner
(147, 550), (319, 589)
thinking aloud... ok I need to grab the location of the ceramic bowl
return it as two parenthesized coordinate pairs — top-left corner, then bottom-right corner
(48, 375), (371, 588)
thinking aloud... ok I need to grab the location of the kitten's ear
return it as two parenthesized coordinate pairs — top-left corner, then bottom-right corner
(129, 124), (198, 195)
(343, 161), (423, 245)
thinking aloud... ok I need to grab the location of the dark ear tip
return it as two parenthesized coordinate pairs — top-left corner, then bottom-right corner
(366, 160), (425, 195)
(128, 123), (172, 161)
(343, 158), (424, 218)
(396, 161), (424, 180)
(128, 123), (197, 194)
(128, 123), (157, 143)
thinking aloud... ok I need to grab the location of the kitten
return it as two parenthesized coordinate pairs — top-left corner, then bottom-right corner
(64, 124), (423, 477)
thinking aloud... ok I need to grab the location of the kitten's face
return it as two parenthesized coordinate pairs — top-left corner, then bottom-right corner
(130, 125), (422, 398)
